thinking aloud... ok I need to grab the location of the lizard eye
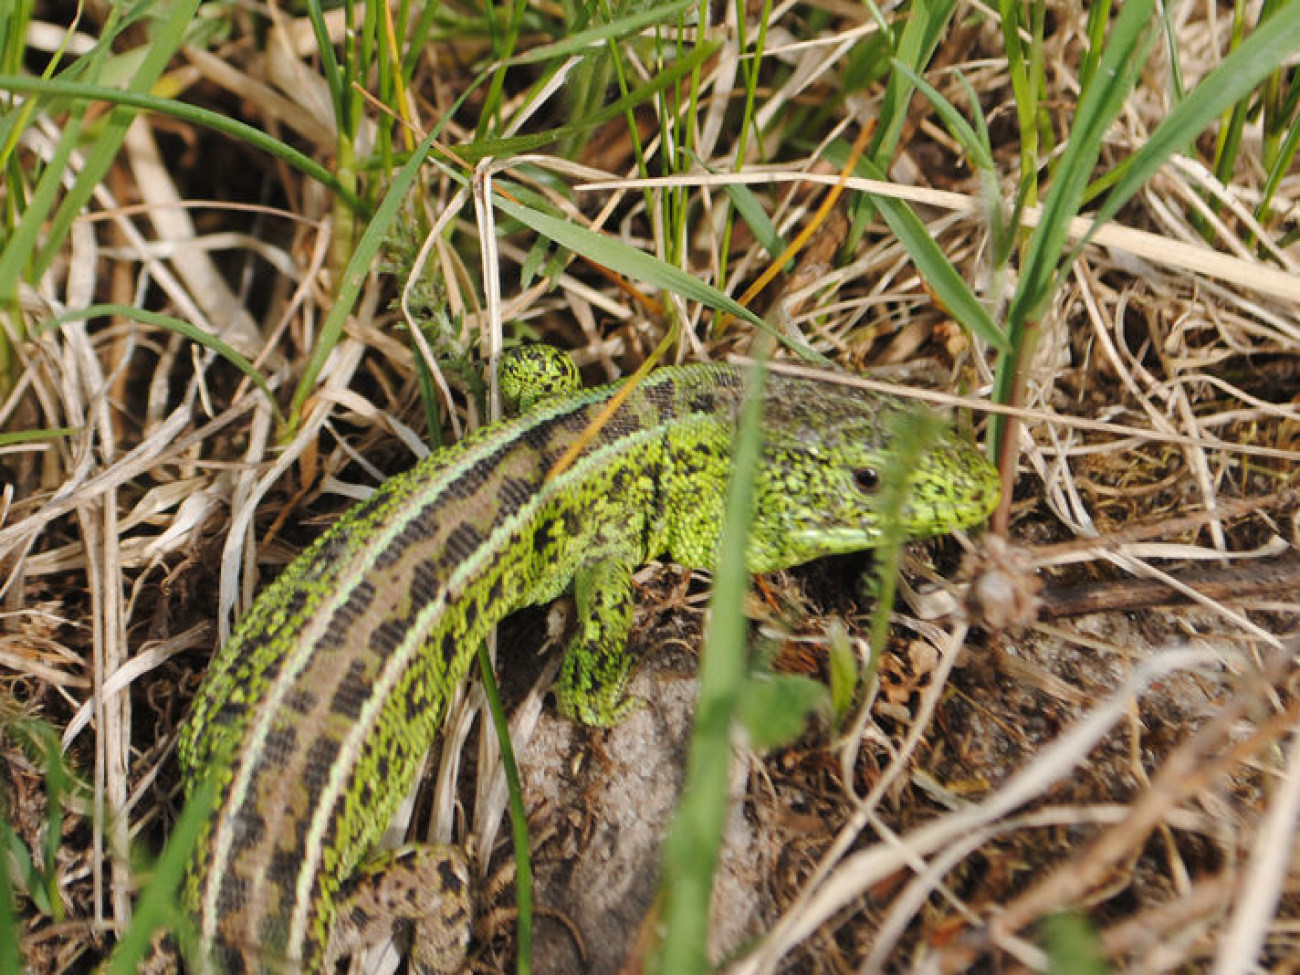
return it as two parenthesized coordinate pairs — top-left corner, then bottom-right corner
(853, 468), (880, 493)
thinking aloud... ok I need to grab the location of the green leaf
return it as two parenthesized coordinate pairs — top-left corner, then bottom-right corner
(826, 621), (859, 727)
(1041, 911), (1109, 975)
(737, 673), (828, 751)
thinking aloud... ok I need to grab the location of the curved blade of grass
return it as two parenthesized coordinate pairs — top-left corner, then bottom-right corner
(286, 124), (442, 433)
(822, 143), (1009, 353)
(508, 0), (697, 65)
(492, 193), (830, 364)
(106, 777), (216, 975)
(890, 60), (993, 171)
(1005, 0), (1155, 328)
(28, 0), (200, 282)
(457, 40), (719, 163)
(0, 78), (364, 215)
(40, 305), (281, 424)
(1085, 3), (1300, 247)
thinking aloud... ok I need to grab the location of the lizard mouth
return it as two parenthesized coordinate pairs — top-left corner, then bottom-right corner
(788, 526), (883, 553)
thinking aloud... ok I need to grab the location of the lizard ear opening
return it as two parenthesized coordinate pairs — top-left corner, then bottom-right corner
(852, 468), (880, 493)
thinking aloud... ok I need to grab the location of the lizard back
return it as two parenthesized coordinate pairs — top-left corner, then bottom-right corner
(177, 364), (745, 971)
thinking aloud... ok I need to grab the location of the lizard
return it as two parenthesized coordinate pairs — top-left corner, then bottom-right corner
(154, 345), (1001, 973)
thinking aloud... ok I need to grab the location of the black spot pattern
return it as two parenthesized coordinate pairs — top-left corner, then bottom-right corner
(330, 658), (372, 720)
(303, 736), (342, 793)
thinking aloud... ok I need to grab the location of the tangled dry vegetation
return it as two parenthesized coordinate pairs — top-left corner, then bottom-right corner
(2, 2), (1299, 973)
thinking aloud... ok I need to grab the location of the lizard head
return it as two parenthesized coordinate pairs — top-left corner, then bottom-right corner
(743, 377), (1001, 573)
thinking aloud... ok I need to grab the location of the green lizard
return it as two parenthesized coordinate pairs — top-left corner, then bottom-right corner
(158, 347), (1000, 973)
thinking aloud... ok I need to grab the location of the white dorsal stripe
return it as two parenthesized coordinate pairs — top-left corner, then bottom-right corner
(284, 421), (670, 955)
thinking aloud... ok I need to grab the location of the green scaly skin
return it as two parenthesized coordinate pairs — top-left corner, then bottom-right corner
(168, 350), (1000, 973)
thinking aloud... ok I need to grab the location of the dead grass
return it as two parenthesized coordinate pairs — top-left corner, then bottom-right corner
(2, 2), (1300, 973)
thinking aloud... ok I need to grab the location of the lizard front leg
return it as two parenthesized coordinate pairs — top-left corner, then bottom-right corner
(554, 552), (642, 728)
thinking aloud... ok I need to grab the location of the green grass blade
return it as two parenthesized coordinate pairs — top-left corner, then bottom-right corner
(868, 0), (955, 163)
(1085, 3), (1300, 243)
(286, 125), (443, 432)
(31, 0), (202, 281)
(302, 0), (347, 131)
(1078, 0), (1113, 92)
(457, 40), (720, 163)
(822, 144), (1009, 352)
(492, 193), (830, 363)
(0, 97), (87, 319)
(1005, 0), (1155, 327)
(721, 179), (786, 259)
(39, 305), (281, 422)
(508, 0), (697, 65)
(476, 0), (530, 137)
(106, 778), (217, 974)
(847, 0), (956, 251)
(863, 409), (945, 692)
(990, 0), (1154, 453)
(476, 643), (533, 975)
(0, 426), (79, 448)
(654, 356), (768, 975)
(0, 77), (364, 213)
(1259, 107), (1300, 226)
(890, 60), (993, 171)
(998, 0), (1035, 195)
(0, 817), (18, 974)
